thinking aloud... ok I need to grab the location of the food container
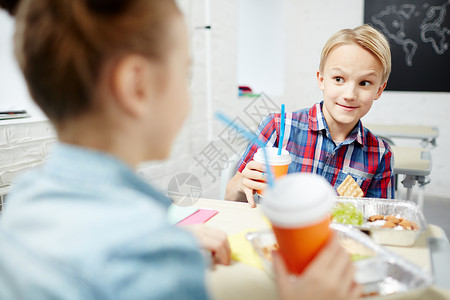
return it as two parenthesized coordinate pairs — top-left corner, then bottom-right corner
(335, 197), (428, 246)
(246, 224), (433, 297)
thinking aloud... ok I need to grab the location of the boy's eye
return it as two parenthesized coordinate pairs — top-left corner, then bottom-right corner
(334, 77), (344, 83)
(360, 81), (371, 87)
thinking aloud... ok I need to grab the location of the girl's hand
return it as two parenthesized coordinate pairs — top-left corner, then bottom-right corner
(183, 224), (231, 265)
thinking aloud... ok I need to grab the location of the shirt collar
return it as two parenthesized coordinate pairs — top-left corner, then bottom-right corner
(308, 102), (365, 146)
(308, 102), (327, 132)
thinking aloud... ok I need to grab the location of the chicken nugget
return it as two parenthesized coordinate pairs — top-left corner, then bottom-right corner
(382, 220), (397, 228)
(368, 215), (384, 222)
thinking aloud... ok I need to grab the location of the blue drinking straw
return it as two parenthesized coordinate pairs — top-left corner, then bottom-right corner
(215, 111), (274, 188)
(278, 104), (285, 155)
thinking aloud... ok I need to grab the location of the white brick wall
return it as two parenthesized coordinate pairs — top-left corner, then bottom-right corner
(136, 0), (242, 199)
(0, 121), (57, 203)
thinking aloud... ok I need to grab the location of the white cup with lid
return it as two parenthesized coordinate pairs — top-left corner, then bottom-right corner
(252, 147), (292, 195)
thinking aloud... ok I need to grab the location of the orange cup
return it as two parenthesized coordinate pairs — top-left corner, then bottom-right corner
(262, 173), (335, 274)
(272, 216), (331, 274)
(253, 147), (291, 195)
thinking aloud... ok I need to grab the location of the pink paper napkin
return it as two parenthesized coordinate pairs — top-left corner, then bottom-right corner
(177, 209), (219, 226)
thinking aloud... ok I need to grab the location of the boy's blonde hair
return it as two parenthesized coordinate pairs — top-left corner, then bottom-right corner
(319, 24), (391, 84)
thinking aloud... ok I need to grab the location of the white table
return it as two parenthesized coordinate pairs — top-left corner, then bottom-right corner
(193, 198), (450, 300)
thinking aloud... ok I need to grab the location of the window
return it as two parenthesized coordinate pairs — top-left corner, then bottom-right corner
(238, 0), (285, 97)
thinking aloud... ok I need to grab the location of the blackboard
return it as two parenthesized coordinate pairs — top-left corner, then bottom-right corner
(364, 0), (450, 92)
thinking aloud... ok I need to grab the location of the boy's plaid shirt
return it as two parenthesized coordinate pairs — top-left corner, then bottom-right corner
(237, 102), (395, 199)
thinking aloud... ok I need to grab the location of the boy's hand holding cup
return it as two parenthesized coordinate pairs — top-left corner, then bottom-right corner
(252, 147), (292, 195)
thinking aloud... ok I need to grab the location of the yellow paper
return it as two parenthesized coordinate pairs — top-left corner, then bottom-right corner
(261, 215), (272, 227)
(228, 228), (264, 270)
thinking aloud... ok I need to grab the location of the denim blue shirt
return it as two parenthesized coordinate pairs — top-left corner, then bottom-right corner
(0, 143), (208, 300)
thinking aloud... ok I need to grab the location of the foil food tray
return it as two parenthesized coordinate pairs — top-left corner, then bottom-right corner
(246, 224), (433, 297)
(335, 197), (428, 246)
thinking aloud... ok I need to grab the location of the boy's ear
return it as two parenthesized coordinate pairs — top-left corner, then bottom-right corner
(110, 55), (157, 118)
(374, 81), (387, 100)
(317, 71), (325, 91)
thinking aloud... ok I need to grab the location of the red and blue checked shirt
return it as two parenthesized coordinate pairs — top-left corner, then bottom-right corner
(237, 102), (395, 199)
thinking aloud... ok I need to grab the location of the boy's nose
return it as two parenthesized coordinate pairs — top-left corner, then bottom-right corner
(343, 83), (357, 100)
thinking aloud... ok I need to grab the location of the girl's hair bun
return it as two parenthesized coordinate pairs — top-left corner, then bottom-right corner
(0, 0), (20, 16)
(85, 0), (128, 14)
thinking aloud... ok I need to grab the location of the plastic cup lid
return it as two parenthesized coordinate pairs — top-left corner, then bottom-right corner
(253, 147), (292, 166)
(262, 173), (336, 228)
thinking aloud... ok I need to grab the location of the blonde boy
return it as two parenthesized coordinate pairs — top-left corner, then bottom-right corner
(226, 25), (394, 207)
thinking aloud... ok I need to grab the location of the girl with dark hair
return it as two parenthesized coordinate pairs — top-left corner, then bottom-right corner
(0, 1), (360, 299)
(0, 0), (228, 298)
